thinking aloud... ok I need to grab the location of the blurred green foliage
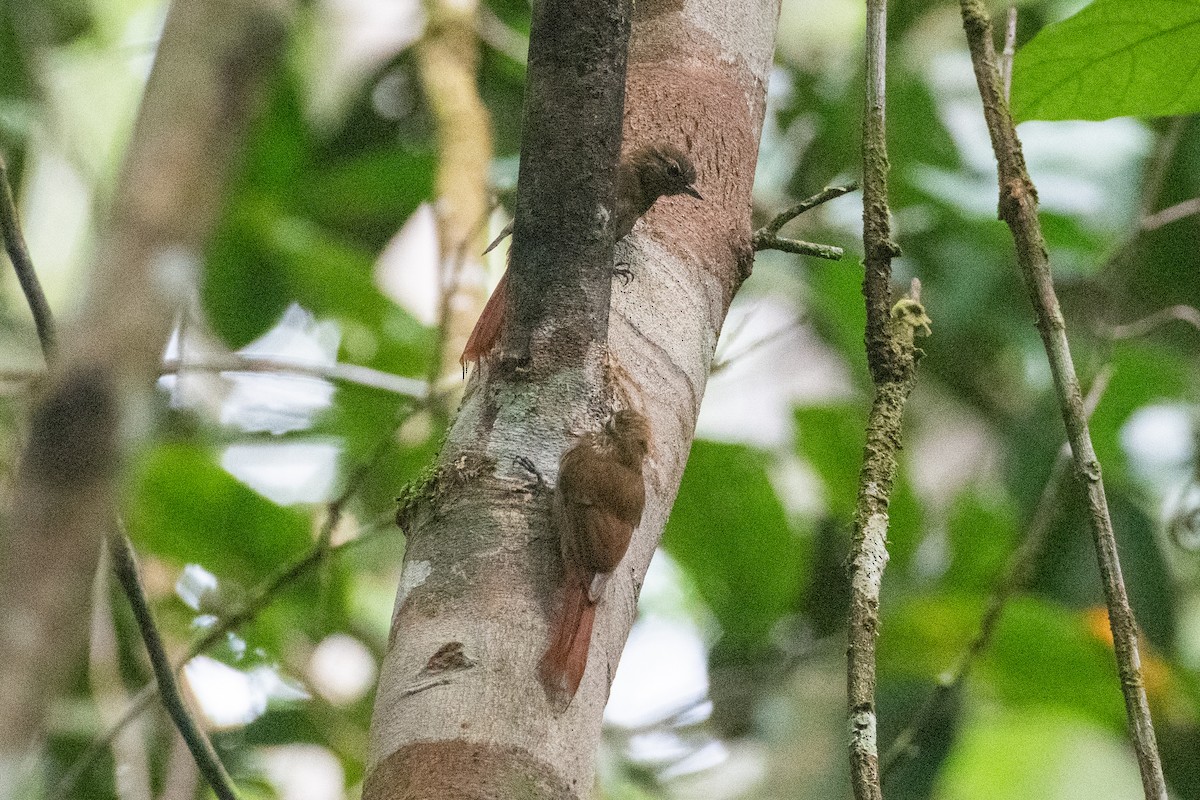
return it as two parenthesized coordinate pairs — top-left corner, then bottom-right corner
(1, 0), (1199, 798)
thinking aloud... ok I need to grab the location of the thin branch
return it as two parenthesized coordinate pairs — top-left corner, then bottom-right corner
(55, 371), (414, 798)
(710, 321), (798, 376)
(8, 356), (432, 399)
(1141, 196), (1200, 231)
(1000, 6), (1017, 101)
(107, 528), (240, 800)
(754, 237), (845, 260)
(958, 3), (1167, 797)
(847, 2), (931, 798)
(881, 366), (1113, 779)
(0, 153), (57, 360)
(1108, 305), (1200, 340)
(1136, 118), (1186, 223)
(752, 183), (856, 260)
(53, 516), (398, 800)
(161, 355), (429, 399)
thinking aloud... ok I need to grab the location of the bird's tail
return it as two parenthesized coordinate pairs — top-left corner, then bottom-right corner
(460, 269), (509, 366)
(538, 579), (596, 711)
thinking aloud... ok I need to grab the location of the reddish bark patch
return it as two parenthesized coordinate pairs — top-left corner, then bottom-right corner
(365, 740), (573, 800)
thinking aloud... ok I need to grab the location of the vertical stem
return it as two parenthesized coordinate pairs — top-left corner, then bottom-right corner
(848, 2), (930, 799)
(861, 0), (898, 385)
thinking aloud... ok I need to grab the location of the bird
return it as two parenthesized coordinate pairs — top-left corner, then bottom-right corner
(538, 410), (651, 710)
(461, 142), (702, 366)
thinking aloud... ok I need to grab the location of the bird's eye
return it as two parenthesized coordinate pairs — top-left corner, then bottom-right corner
(667, 164), (681, 177)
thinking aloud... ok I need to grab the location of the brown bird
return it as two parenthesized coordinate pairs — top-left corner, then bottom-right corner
(462, 143), (702, 365)
(539, 410), (651, 709)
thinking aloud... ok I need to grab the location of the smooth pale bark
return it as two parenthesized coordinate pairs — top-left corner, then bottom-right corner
(364, 0), (779, 797)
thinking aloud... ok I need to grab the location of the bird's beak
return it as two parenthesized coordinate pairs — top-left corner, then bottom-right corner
(683, 185), (703, 200)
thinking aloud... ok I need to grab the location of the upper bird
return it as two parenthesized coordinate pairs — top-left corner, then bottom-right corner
(461, 142), (703, 366)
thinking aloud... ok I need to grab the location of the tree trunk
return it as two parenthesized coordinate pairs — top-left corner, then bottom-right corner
(363, 0), (779, 796)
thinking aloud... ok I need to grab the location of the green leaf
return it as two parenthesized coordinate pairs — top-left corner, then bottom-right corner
(942, 487), (1019, 593)
(882, 597), (1126, 729)
(794, 404), (865, 520)
(1012, 0), (1200, 121)
(125, 443), (312, 581)
(937, 710), (1143, 799)
(662, 440), (803, 650)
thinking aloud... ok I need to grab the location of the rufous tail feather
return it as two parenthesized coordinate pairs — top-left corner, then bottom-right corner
(538, 579), (596, 710)
(460, 270), (509, 365)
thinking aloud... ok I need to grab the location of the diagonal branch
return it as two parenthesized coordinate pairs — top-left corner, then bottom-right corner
(53, 515), (398, 800)
(882, 367), (1113, 779)
(958, 2), (1167, 797)
(0, 154), (56, 360)
(108, 528), (240, 800)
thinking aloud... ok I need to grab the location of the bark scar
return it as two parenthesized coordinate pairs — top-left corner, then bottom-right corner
(398, 642), (478, 698)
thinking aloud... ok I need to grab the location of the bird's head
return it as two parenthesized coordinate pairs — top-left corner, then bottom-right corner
(632, 143), (703, 203)
(604, 409), (652, 464)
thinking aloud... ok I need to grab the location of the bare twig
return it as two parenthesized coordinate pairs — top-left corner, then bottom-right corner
(0, 153), (57, 360)
(882, 367), (1113, 779)
(88, 546), (154, 800)
(958, 3), (1167, 796)
(161, 355), (429, 398)
(107, 528), (240, 800)
(1108, 305), (1200, 340)
(752, 183), (856, 260)
(57, 406), (405, 799)
(847, 3), (930, 798)
(1141, 197), (1200, 231)
(710, 321), (797, 375)
(7, 355), (432, 398)
(52, 516), (397, 800)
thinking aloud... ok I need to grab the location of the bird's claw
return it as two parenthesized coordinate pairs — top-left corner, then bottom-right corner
(513, 456), (547, 491)
(613, 263), (635, 286)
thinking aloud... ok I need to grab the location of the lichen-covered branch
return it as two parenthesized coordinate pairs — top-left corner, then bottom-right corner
(847, 2), (930, 798)
(847, 290), (929, 800)
(958, 2), (1167, 797)
(882, 368), (1112, 779)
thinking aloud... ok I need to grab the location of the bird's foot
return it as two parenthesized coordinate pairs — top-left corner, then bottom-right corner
(513, 456), (547, 492)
